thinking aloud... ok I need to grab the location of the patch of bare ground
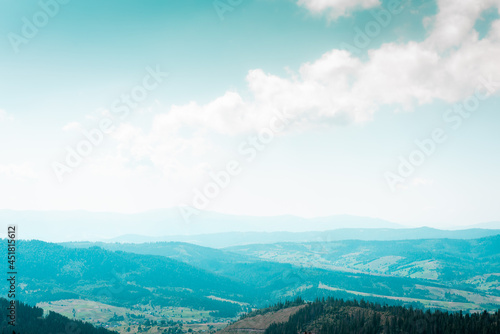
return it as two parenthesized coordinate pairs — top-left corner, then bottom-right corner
(219, 305), (306, 334)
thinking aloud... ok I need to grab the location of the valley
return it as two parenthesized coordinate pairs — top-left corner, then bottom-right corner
(1, 230), (499, 333)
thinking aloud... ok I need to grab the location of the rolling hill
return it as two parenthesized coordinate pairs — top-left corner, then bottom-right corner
(61, 236), (500, 313)
(1, 234), (499, 332)
(226, 235), (500, 294)
(222, 298), (500, 334)
(0, 239), (252, 317)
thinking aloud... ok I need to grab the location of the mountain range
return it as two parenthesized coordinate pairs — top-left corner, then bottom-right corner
(0, 209), (406, 242)
(2, 208), (498, 245)
(2, 228), (499, 332)
(102, 227), (500, 248)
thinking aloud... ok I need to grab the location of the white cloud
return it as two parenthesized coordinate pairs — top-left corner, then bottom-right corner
(62, 121), (82, 132)
(247, 1), (500, 124)
(412, 178), (434, 187)
(425, 0), (499, 51)
(150, 0), (500, 137)
(297, 0), (381, 19)
(95, 121), (213, 183)
(0, 163), (38, 180)
(90, 0), (500, 179)
(0, 109), (13, 122)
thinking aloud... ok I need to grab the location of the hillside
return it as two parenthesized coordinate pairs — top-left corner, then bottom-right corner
(0, 298), (115, 334)
(0, 240), (251, 317)
(60, 237), (500, 313)
(61, 241), (253, 273)
(221, 298), (500, 334)
(0, 236), (498, 332)
(220, 305), (306, 334)
(226, 235), (500, 292)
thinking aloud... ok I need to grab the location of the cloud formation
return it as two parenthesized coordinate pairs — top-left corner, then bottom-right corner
(297, 0), (381, 19)
(0, 109), (13, 122)
(149, 0), (500, 137)
(0, 163), (37, 180)
(89, 0), (500, 180)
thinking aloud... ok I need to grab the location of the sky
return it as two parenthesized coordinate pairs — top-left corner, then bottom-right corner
(0, 0), (500, 228)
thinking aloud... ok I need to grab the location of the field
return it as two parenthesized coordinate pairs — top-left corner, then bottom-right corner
(37, 299), (230, 333)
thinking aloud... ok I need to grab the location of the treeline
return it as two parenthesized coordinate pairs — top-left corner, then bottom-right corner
(207, 300), (244, 318)
(296, 287), (426, 310)
(0, 298), (114, 334)
(265, 297), (500, 334)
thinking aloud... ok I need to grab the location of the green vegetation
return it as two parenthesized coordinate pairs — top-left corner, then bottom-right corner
(37, 299), (226, 333)
(0, 297), (114, 334)
(226, 236), (500, 309)
(264, 298), (500, 334)
(2, 234), (500, 333)
(226, 236), (500, 285)
(3, 240), (249, 318)
(61, 236), (500, 312)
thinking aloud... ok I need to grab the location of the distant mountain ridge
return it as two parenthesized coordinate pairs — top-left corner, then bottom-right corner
(0, 209), (405, 242)
(103, 227), (500, 248)
(2, 209), (499, 243)
(462, 221), (500, 229)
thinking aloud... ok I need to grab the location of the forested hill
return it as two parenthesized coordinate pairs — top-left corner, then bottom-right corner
(0, 239), (251, 316)
(0, 298), (115, 334)
(224, 298), (500, 334)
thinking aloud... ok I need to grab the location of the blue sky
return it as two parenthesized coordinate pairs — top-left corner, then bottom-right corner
(0, 0), (499, 228)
